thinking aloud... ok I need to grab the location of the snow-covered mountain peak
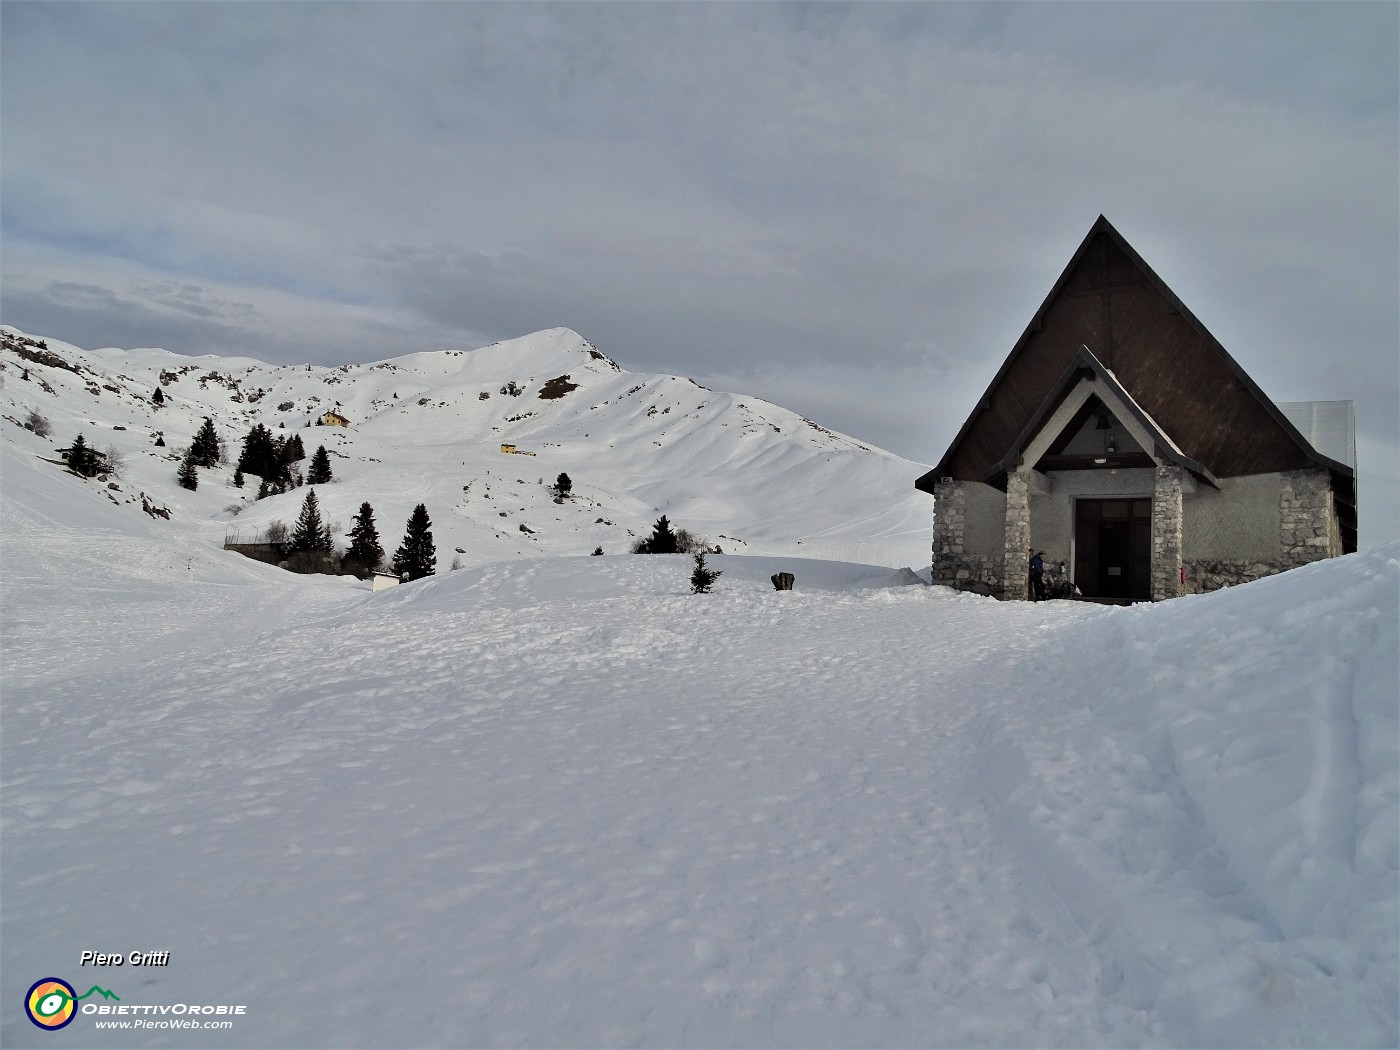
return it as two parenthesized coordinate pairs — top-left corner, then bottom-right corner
(0, 324), (931, 568)
(374, 327), (621, 382)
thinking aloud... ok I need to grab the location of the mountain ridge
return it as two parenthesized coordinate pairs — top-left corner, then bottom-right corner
(1, 324), (931, 569)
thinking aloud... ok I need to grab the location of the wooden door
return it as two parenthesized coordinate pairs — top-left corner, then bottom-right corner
(1074, 499), (1151, 600)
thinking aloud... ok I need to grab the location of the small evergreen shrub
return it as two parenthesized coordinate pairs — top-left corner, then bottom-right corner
(176, 447), (199, 490)
(690, 550), (722, 594)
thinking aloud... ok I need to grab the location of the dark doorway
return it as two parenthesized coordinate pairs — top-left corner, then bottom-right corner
(1074, 499), (1151, 600)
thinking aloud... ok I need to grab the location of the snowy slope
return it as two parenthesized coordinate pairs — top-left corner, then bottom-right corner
(0, 325), (930, 569)
(2, 427), (1395, 1048)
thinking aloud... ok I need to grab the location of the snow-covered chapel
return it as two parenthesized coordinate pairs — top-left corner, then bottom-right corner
(916, 215), (1357, 601)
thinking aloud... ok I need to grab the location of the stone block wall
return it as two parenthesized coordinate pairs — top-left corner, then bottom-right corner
(1001, 472), (1031, 600)
(1182, 559), (1282, 593)
(1151, 465), (1185, 600)
(932, 480), (1002, 594)
(223, 541), (284, 567)
(1280, 469), (1339, 566)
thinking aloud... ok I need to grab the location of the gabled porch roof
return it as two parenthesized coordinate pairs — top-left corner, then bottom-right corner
(981, 345), (1219, 489)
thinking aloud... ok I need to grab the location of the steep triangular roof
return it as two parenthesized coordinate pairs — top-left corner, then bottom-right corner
(916, 217), (1354, 508)
(985, 344), (1219, 486)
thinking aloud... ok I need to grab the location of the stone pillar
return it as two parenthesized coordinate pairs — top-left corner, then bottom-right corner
(931, 480), (966, 589)
(1151, 465), (1184, 600)
(1002, 471), (1031, 600)
(1280, 469), (1336, 567)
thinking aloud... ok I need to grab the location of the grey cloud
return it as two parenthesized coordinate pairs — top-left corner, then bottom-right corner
(2, 2), (1395, 543)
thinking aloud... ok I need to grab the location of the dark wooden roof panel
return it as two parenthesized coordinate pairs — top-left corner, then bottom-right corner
(923, 216), (1338, 489)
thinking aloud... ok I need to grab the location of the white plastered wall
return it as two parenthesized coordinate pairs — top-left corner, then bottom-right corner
(964, 481), (1007, 557)
(1183, 473), (1284, 561)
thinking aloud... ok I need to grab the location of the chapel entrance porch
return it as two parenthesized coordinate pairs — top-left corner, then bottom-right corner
(1073, 497), (1151, 601)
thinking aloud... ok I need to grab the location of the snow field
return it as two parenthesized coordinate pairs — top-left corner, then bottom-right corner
(4, 555), (1105, 1047)
(4, 526), (1395, 1045)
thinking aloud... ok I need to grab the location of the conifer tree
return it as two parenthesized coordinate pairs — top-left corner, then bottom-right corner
(553, 472), (573, 497)
(234, 467), (245, 488)
(289, 489), (333, 553)
(392, 503), (436, 581)
(345, 502), (385, 575)
(282, 433), (305, 462)
(151, 386), (165, 406)
(636, 515), (679, 554)
(690, 550), (722, 593)
(307, 445), (333, 484)
(66, 433), (100, 477)
(237, 424), (278, 479)
(269, 460), (292, 495)
(177, 447), (199, 490)
(190, 417), (220, 467)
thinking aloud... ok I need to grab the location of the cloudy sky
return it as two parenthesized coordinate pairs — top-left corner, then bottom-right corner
(3, 2), (1397, 544)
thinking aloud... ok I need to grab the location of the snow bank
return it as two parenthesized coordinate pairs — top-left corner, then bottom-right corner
(969, 547), (1399, 1046)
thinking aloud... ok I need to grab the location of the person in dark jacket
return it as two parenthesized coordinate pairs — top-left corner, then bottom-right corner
(1029, 549), (1046, 600)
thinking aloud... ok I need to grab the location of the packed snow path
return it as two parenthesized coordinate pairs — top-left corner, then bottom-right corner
(3, 487), (1396, 1045)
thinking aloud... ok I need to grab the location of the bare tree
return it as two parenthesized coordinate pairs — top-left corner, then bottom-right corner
(265, 519), (290, 549)
(24, 409), (51, 437)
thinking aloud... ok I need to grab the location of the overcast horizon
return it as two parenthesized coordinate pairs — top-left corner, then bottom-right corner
(3, 2), (1396, 545)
